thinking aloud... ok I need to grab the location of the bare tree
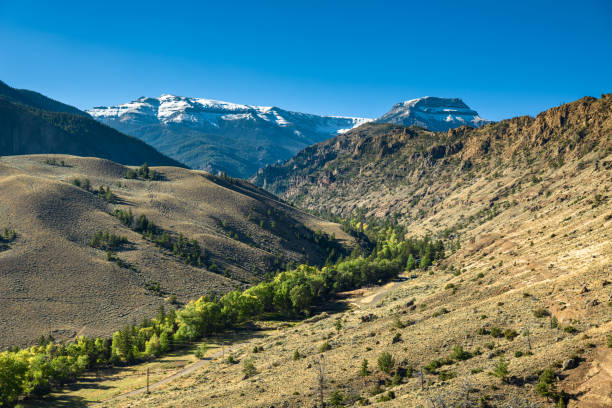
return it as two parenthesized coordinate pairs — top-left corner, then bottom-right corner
(316, 355), (326, 408)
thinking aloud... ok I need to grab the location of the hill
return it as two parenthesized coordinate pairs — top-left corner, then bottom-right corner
(0, 81), (183, 167)
(0, 79), (87, 116)
(87, 94), (371, 177)
(252, 95), (611, 223)
(0, 155), (352, 348)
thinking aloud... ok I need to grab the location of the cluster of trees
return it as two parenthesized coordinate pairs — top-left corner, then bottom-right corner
(1, 218), (444, 405)
(125, 163), (160, 181)
(113, 209), (207, 267)
(89, 231), (128, 251)
(71, 178), (115, 203)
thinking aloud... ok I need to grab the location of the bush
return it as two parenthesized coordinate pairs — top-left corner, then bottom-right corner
(432, 308), (449, 317)
(490, 327), (503, 338)
(319, 342), (331, 353)
(535, 367), (557, 399)
(504, 329), (519, 340)
(195, 344), (208, 359)
(293, 350), (302, 360)
(328, 389), (345, 406)
(450, 345), (472, 361)
(360, 359), (369, 376)
(377, 391), (395, 402)
(377, 352), (395, 374)
(90, 231), (128, 251)
(242, 359), (257, 379)
(492, 356), (509, 382)
(533, 308), (550, 318)
(607, 335), (612, 348)
(563, 326), (578, 334)
(438, 370), (456, 381)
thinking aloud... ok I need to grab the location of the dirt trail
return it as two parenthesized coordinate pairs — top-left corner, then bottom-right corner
(347, 273), (410, 309)
(93, 277), (407, 407)
(92, 344), (243, 407)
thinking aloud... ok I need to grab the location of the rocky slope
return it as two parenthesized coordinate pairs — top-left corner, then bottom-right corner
(87, 95), (372, 178)
(0, 155), (352, 348)
(252, 94), (610, 225)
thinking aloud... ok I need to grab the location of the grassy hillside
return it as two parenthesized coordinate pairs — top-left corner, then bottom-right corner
(0, 155), (352, 348)
(96, 95), (612, 407)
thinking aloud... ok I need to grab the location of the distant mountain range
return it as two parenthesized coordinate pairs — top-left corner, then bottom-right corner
(0, 80), (183, 167)
(87, 95), (371, 178)
(88, 95), (489, 177)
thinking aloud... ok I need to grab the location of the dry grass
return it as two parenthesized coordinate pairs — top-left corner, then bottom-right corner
(0, 154), (352, 348)
(102, 146), (610, 407)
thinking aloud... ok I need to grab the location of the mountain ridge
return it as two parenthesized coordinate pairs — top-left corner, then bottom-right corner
(87, 94), (372, 177)
(0, 81), (184, 167)
(87, 94), (490, 177)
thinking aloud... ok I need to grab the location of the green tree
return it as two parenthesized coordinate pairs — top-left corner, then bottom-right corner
(492, 356), (509, 382)
(378, 352), (395, 374)
(360, 358), (369, 376)
(0, 352), (27, 406)
(535, 368), (558, 400)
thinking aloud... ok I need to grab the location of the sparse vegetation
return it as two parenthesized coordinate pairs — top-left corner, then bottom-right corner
(377, 352), (395, 374)
(89, 230), (128, 251)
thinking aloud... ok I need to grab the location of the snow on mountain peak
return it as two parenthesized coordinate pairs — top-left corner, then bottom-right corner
(377, 97), (489, 131)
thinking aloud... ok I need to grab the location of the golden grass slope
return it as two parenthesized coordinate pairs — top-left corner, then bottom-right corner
(0, 155), (351, 348)
(107, 101), (610, 407)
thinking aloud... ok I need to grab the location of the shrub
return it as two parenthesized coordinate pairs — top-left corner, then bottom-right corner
(242, 359), (257, 379)
(195, 343), (208, 359)
(293, 350), (302, 360)
(360, 359), (369, 376)
(607, 335), (612, 348)
(377, 352), (395, 374)
(492, 356), (509, 382)
(563, 326), (578, 334)
(504, 329), (519, 340)
(450, 345), (472, 361)
(90, 231), (128, 251)
(438, 370), (457, 381)
(377, 391), (395, 402)
(319, 342), (332, 353)
(533, 308), (550, 318)
(328, 389), (345, 406)
(535, 367), (557, 399)
(490, 327), (503, 338)
(432, 308), (449, 317)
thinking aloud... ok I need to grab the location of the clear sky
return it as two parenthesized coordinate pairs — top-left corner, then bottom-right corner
(0, 0), (610, 120)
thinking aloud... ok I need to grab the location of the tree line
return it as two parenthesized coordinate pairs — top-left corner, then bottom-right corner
(0, 221), (443, 406)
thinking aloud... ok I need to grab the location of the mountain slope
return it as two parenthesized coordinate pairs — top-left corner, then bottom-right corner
(0, 94), (184, 167)
(87, 94), (372, 177)
(252, 95), (610, 222)
(0, 155), (352, 348)
(0, 80), (87, 116)
(376, 96), (490, 131)
(111, 96), (611, 408)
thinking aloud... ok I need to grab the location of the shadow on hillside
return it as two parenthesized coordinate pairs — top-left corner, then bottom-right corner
(23, 393), (90, 408)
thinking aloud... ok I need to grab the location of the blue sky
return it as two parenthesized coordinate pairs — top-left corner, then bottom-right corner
(0, 0), (610, 120)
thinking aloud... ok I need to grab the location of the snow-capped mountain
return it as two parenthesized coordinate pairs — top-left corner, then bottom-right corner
(87, 94), (371, 177)
(376, 97), (490, 131)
